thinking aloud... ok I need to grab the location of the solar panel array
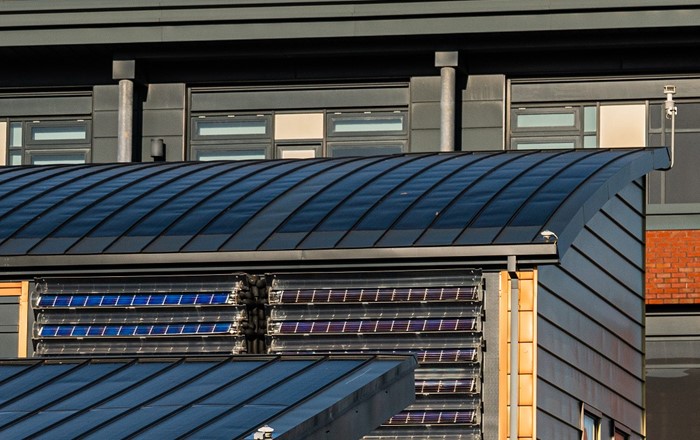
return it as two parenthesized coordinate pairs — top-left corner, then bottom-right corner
(32, 275), (249, 356)
(266, 270), (483, 439)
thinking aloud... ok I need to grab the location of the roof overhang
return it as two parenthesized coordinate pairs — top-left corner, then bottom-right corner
(0, 243), (558, 276)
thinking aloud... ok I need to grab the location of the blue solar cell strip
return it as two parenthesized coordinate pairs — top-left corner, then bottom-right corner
(271, 287), (478, 304)
(38, 323), (234, 337)
(37, 292), (231, 308)
(274, 318), (476, 334)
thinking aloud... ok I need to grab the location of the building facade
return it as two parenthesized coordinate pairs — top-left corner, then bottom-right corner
(0, 1), (698, 439)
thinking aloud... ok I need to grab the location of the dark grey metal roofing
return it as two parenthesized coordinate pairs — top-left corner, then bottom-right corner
(0, 149), (669, 268)
(0, 354), (416, 439)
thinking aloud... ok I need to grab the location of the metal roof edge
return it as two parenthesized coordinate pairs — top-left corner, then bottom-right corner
(0, 243), (558, 269)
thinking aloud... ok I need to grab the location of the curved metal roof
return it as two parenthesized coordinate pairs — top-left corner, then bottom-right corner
(0, 148), (668, 266)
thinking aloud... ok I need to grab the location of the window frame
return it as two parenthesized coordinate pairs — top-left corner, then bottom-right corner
(191, 114), (272, 142)
(327, 140), (406, 157)
(24, 120), (90, 146)
(511, 106), (581, 133)
(326, 110), (408, 139)
(7, 118), (92, 166)
(25, 148), (90, 165)
(191, 143), (271, 161)
(581, 404), (602, 440)
(276, 143), (322, 159)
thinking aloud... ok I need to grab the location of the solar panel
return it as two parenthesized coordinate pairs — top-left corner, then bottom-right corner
(37, 323), (235, 338)
(271, 318), (477, 335)
(269, 286), (479, 304)
(36, 292), (233, 308)
(415, 378), (477, 394)
(386, 410), (477, 425)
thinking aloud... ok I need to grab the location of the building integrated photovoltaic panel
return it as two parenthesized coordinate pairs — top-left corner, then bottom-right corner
(266, 269), (484, 440)
(31, 275), (252, 356)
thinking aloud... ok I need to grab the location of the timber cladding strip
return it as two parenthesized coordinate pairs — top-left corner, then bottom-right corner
(0, 1), (698, 46)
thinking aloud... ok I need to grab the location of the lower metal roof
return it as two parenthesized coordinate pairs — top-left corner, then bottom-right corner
(0, 148), (669, 269)
(0, 354), (416, 439)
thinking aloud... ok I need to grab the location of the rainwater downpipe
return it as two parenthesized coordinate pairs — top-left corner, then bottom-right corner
(507, 255), (519, 440)
(117, 79), (134, 163)
(435, 51), (459, 152)
(113, 59), (137, 163)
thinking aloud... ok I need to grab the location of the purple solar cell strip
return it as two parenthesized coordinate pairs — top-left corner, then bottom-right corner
(415, 378), (476, 394)
(275, 286), (478, 303)
(386, 410), (476, 425)
(416, 349), (478, 363)
(275, 318), (476, 334)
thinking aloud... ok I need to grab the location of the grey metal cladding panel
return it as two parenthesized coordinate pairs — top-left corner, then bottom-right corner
(142, 109), (184, 136)
(410, 76), (441, 103)
(572, 228), (643, 291)
(512, 77), (700, 103)
(91, 138), (118, 163)
(463, 75), (505, 101)
(461, 101), (503, 128)
(647, 339), (700, 364)
(538, 349), (643, 435)
(0, 96), (92, 117)
(3, 2), (700, 46)
(92, 86), (119, 112)
(0, 304), (19, 325)
(540, 261), (643, 342)
(92, 111), (118, 138)
(411, 102), (441, 129)
(191, 87), (409, 112)
(537, 380), (580, 429)
(585, 214), (643, 267)
(664, 136), (700, 204)
(647, 366), (700, 440)
(459, 128), (504, 151)
(539, 318), (643, 392)
(537, 410), (581, 440)
(647, 312), (700, 337)
(143, 84), (185, 110)
(537, 285), (643, 372)
(0, 334), (18, 358)
(408, 130), (440, 152)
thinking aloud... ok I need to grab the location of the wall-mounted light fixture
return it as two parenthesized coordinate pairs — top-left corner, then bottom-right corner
(151, 138), (165, 162)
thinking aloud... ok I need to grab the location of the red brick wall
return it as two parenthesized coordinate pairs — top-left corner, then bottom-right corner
(646, 230), (700, 304)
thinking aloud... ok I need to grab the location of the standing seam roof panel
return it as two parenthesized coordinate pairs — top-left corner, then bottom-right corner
(0, 149), (670, 262)
(142, 159), (292, 254)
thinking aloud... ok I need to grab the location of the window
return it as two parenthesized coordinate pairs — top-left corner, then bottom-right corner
(189, 110), (408, 160)
(6, 119), (91, 165)
(581, 406), (601, 440)
(511, 106), (592, 150)
(511, 103), (647, 150)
